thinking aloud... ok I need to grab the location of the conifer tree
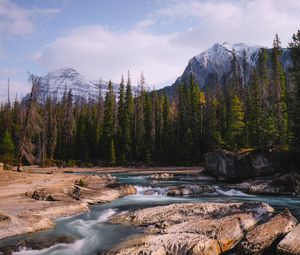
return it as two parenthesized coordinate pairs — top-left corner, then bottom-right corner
(102, 80), (116, 162)
(124, 72), (134, 160)
(226, 95), (245, 151)
(117, 75), (126, 163)
(289, 30), (300, 150)
(271, 34), (289, 148)
(0, 130), (15, 165)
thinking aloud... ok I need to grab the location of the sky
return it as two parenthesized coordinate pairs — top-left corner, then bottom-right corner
(0, 0), (300, 102)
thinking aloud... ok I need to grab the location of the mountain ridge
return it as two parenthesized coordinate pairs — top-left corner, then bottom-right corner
(160, 42), (292, 97)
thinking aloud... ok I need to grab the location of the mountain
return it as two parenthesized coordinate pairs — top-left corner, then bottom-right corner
(27, 68), (119, 102)
(161, 42), (292, 96)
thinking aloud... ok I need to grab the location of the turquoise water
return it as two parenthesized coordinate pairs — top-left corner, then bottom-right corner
(1, 173), (300, 255)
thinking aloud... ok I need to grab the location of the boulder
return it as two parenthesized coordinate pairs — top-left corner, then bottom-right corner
(31, 189), (61, 201)
(204, 150), (300, 181)
(237, 209), (298, 255)
(270, 172), (300, 196)
(226, 173), (300, 196)
(108, 202), (274, 254)
(277, 224), (300, 255)
(106, 233), (220, 255)
(167, 185), (215, 196)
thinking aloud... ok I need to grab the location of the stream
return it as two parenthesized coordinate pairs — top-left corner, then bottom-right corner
(1, 173), (300, 255)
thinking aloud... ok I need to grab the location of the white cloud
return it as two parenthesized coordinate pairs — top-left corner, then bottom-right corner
(151, 0), (300, 47)
(31, 0), (300, 89)
(0, 0), (60, 38)
(32, 25), (196, 87)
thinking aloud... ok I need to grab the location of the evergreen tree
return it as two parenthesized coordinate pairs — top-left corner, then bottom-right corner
(124, 72), (134, 160)
(226, 95), (245, 151)
(117, 75), (126, 163)
(271, 34), (289, 148)
(289, 30), (300, 150)
(248, 70), (263, 148)
(0, 130), (15, 164)
(102, 80), (116, 162)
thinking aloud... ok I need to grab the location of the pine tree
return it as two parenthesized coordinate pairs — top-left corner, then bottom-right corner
(124, 72), (134, 160)
(161, 94), (172, 161)
(0, 130), (15, 165)
(117, 75), (126, 163)
(102, 80), (116, 162)
(271, 33), (289, 148)
(248, 70), (263, 148)
(226, 95), (245, 151)
(289, 30), (300, 150)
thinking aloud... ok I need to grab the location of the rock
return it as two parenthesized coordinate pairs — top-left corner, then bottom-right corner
(0, 235), (75, 254)
(277, 224), (300, 255)
(165, 213), (263, 252)
(204, 150), (300, 181)
(144, 190), (156, 195)
(167, 185), (215, 196)
(226, 173), (300, 196)
(0, 213), (11, 226)
(237, 209), (298, 255)
(149, 173), (174, 179)
(270, 172), (300, 196)
(108, 202), (275, 255)
(32, 189), (60, 201)
(110, 202), (274, 228)
(106, 233), (220, 255)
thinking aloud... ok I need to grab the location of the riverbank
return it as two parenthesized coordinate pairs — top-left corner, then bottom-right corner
(0, 170), (138, 240)
(0, 166), (203, 240)
(1, 168), (300, 254)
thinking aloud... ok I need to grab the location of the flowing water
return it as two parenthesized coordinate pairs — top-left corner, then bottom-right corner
(1, 173), (300, 255)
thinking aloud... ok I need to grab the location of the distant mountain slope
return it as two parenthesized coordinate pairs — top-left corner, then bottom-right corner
(160, 42), (292, 97)
(25, 68), (120, 102)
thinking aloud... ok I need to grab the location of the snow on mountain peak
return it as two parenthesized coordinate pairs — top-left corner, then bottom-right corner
(29, 68), (118, 102)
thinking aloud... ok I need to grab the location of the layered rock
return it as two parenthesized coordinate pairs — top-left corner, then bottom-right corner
(0, 173), (136, 240)
(238, 209), (298, 254)
(204, 150), (300, 181)
(277, 224), (300, 255)
(107, 202), (274, 255)
(226, 173), (300, 196)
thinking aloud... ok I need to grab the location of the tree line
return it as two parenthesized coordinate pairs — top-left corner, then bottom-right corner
(0, 31), (300, 167)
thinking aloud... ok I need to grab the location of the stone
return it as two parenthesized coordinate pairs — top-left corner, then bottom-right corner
(237, 209), (298, 255)
(204, 150), (300, 181)
(108, 202), (274, 255)
(167, 185), (216, 196)
(277, 224), (300, 255)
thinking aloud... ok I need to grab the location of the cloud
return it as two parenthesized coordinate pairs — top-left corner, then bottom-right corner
(151, 0), (300, 47)
(0, 0), (60, 38)
(31, 25), (196, 87)
(31, 0), (300, 89)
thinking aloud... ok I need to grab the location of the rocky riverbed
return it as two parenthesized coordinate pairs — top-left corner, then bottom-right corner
(0, 165), (300, 255)
(107, 202), (299, 255)
(0, 171), (136, 240)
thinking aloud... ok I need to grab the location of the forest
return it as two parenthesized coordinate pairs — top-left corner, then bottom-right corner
(0, 31), (300, 167)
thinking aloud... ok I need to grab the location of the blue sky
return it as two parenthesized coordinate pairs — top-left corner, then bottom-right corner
(1, 0), (300, 102)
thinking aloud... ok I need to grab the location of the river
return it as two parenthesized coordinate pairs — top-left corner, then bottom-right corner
(1, 172), (300, 255)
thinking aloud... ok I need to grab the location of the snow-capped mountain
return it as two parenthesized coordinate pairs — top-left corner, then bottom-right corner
(161, 42), (291, 96)
(28, 68), (119, 102)
(177, 42), (262, 88)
